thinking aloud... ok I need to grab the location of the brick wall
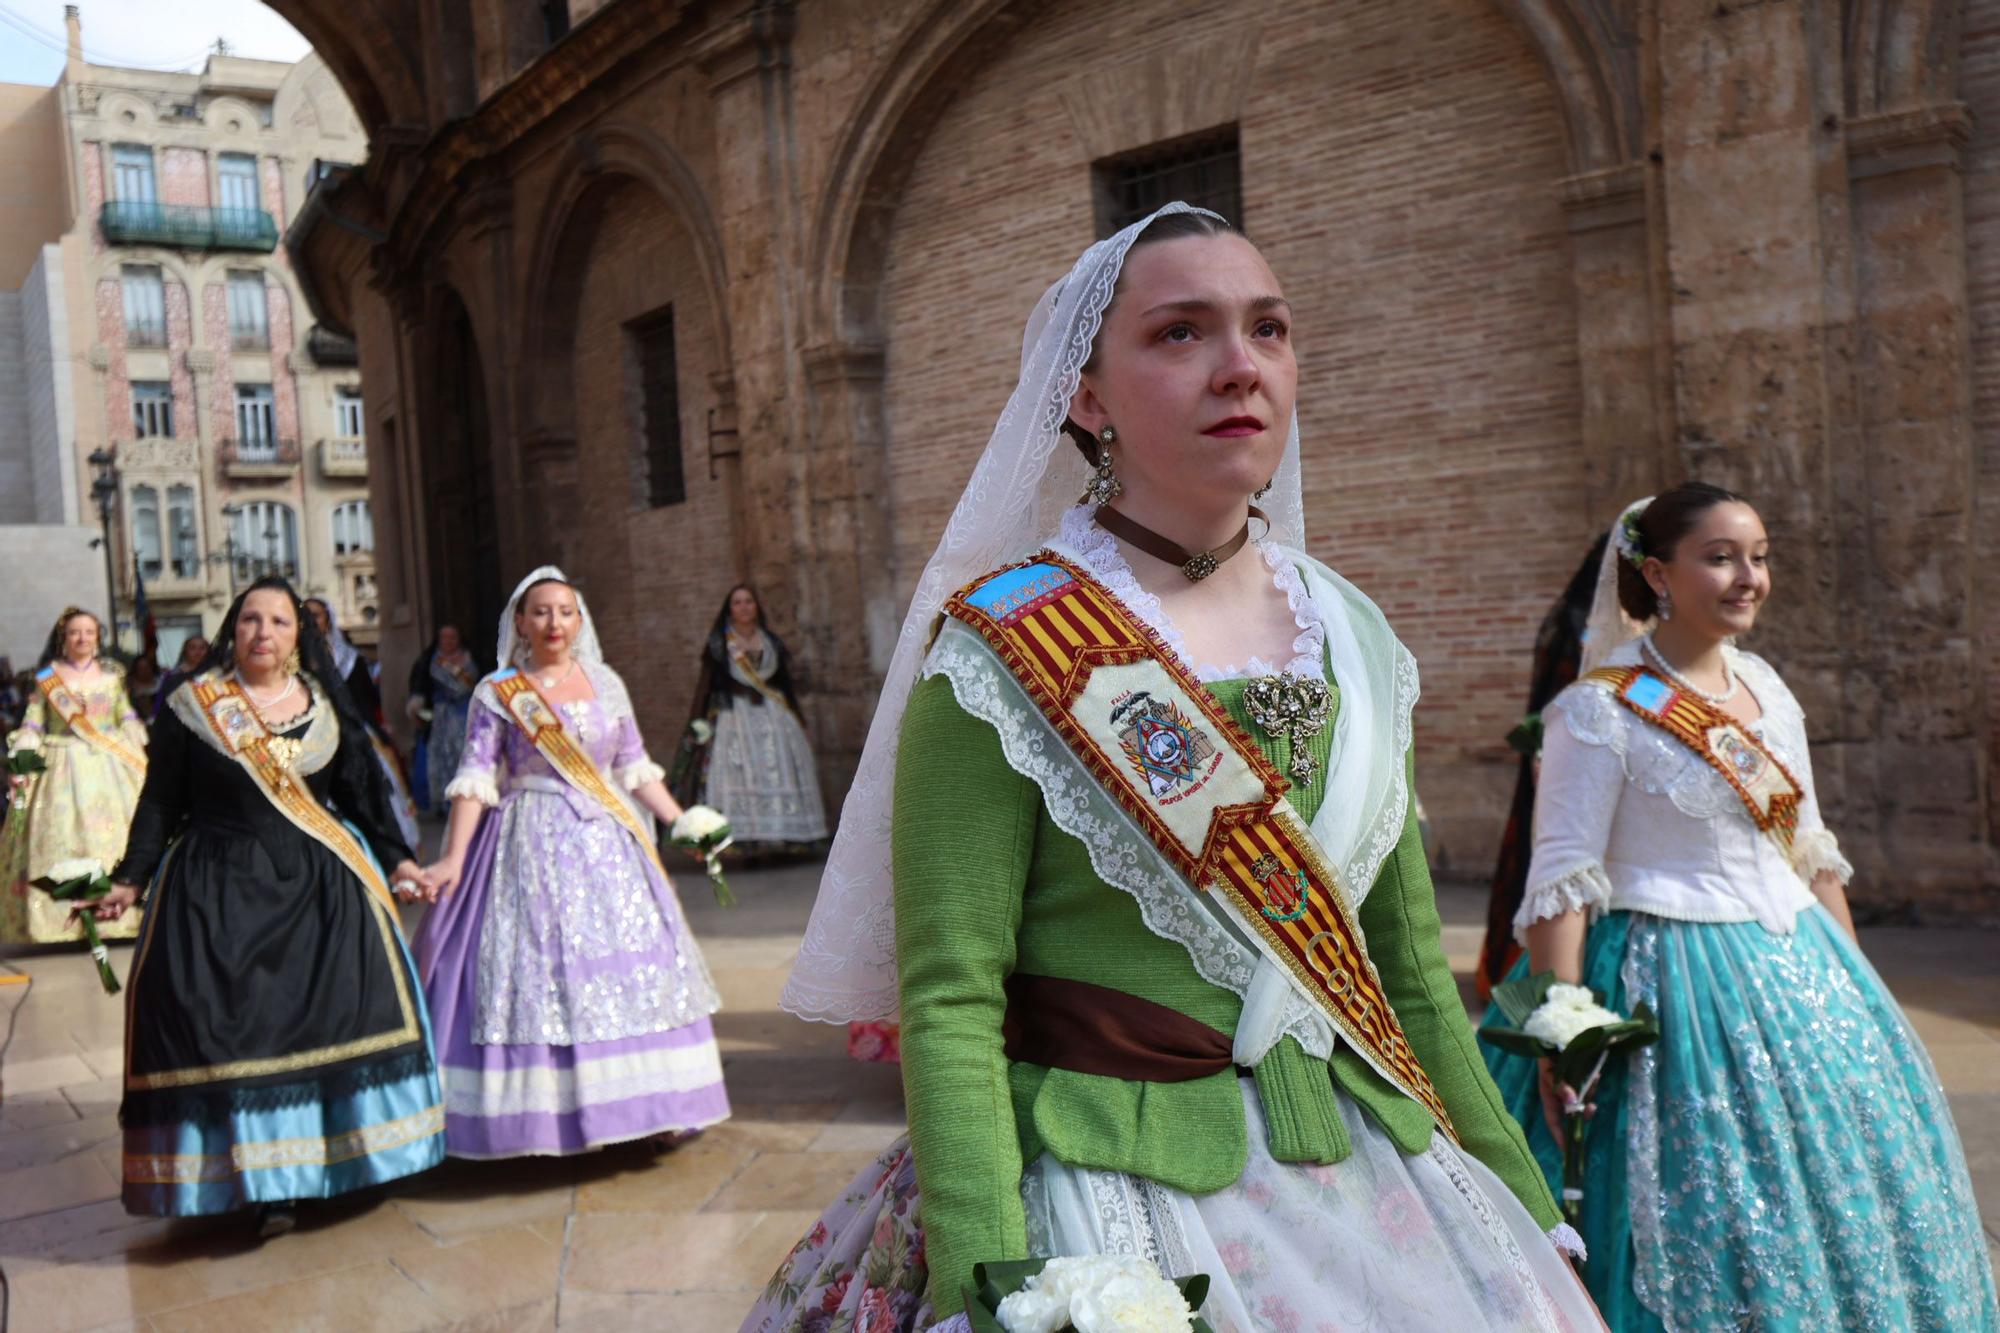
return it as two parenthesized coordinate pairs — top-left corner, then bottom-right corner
(564, 179), (731, 751)
(203, 282), (232, 441)
(1960, 0), (2000, 870)
(160, 147), (208, 208)
(878, 0), (1582, 869)
(94, 277), (130, 441)
(270, 278), (299, 442)
(165, 276), (195, 433)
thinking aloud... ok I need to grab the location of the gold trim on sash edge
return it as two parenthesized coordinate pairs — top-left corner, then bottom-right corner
(487, 669), (671, 881)
(128, 676), (422, 1091)
(1582, 665), (1803, 854)
(945, 553), (1458, 1142)
(730, 648), (798, 716)
(34, 666), (147, 774)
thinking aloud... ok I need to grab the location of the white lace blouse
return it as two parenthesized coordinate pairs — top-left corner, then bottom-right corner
(1514, 639), (1853, 938)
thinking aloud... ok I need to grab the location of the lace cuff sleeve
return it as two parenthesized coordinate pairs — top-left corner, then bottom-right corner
(1547, 1223), (1587, 1260)
(444, 771), (500, 806)
(1790, 828), (1853, 885)
(1513, 862), (1614, 938)
(616, 758), (666, 791)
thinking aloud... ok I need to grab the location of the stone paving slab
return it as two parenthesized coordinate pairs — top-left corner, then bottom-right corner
(1, 866), (1993, 1330)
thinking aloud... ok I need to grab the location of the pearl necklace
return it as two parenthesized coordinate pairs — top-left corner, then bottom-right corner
(534, 656), (578, 691)
(1641, 634), (1737, 706)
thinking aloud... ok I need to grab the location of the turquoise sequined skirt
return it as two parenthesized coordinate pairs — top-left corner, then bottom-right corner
(1482, 906), (1997, 1332)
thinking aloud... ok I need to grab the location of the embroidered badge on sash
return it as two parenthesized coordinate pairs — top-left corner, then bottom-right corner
(1112, 691), (1220, 802)
(1585, 666), (1803, 853)
(948, 554), (1459, 1141)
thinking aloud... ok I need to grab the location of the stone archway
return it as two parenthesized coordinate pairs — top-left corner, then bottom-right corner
(417, 286), (504, 643)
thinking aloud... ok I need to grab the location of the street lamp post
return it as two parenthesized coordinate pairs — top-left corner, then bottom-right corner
(87, 448), (120, 652)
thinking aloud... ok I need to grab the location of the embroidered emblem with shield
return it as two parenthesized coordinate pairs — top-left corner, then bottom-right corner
(1112, 691), (1220, 803)
(1249, 852), (1311, 922)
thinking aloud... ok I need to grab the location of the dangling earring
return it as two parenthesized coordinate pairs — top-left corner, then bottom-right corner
(1085, 425), (1122, 506)
(1254, 478), (1273, 500)
(1656, 590), (1673, 623)
(283, 647), (302, 675)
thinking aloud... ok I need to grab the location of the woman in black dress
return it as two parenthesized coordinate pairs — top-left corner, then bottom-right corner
(93, 577), (445, 1234)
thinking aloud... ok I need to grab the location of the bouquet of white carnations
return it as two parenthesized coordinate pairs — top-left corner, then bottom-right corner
(1480, 973), (1660, 1249)
(34, 859), (123, 993)
(668, 804), (735, 907)
(966, 1255), (1212, 1333)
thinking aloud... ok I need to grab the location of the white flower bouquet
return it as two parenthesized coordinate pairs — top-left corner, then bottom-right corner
(669, 804), (735, 907)
(1480, 972), (1660, 1249)
(967, 1255), (1211, 1333)
(33, 858), (122, 993)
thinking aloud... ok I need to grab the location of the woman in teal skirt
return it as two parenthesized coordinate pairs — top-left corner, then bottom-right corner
(1483, 483), (1996, 1331)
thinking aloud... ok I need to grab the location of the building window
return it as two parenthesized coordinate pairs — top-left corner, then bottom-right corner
(631, 307), (684, 508)
(122, 264), (166, 346)
(226, 271), (269, 349)
(111, 144), (156, 204)
(1093, 127), (1243, 238)
(217, 152), (260, 213)
(131, 484), (163, 580)
(167, 484), (198, 578)
(132, 381), (173, 438)
(334, 386), (364, 439)
(331, 499), (373, 555)
(230, 500), (297, 581)
(234, 383), (275, 456)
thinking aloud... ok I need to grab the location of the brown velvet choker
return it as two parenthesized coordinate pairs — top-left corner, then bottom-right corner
(1093, 504), (1268, 582)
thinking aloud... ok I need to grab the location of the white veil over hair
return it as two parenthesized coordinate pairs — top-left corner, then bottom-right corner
(1579, 497), (1655, 675)
(493, 565), (605, 670)
(312, 597), (362, 680)
(780, 203), (1312, 1023)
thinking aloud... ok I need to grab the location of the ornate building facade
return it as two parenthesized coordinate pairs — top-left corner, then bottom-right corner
(2, 10), (379, 665)
(278, 0), (1997, 915)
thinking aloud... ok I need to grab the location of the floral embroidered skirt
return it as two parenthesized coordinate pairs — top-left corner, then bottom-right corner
(1482, 907), (1999, 1332)
(0, 735), (145, 943)
(739, 1081), (1599, 1333)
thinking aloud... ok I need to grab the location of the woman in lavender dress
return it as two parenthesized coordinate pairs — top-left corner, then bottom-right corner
(413, 566), (729, 1157)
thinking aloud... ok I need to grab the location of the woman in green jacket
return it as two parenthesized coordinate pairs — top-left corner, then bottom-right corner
(744, 205), (1602, 1332)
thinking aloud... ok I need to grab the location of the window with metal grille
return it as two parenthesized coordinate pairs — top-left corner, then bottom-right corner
(631, 308), (685, 508)
(122, 265), (166, 346)
(1092, 127), (1243, 238)
(331, 499), (373, 555)
(132, 381), (173, 438)
(235, 383), (275, 456)
(227, 271), (269, 349)
(111, 144), (156, 204)
(131, 484), (163, 580)
(217, 152), (260, 212)
(168, 484), (198, 577)
(230, 500), (297, 581)
(335, 387), (364, 439)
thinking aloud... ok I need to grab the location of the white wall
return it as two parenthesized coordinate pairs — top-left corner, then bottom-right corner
(0, 523), (104, 665)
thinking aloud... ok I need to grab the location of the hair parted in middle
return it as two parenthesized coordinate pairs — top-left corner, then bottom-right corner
(1614, 480), (1752, 622)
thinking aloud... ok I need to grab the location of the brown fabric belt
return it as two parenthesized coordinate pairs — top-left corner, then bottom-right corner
(1002, 972), (1235, 1083)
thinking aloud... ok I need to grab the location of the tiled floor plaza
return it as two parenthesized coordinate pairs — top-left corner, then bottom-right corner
(2, 863), (1995, 1332)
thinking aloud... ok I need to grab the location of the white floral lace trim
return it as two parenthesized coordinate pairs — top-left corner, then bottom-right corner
(1512, 862), (1614, 939)
(445, 771), (500, 807)
(1790, 828), (1853, 885)
(1426, 1138), (1568, 1333)
(616, 758), (666, 791)
(1059, 504), (1324, 682)
(1546, 1223), (1586, 1260)
(924, 622), (1334, 1062)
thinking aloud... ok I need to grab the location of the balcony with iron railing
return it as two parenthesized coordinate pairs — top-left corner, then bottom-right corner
(101, 201), (279, 253)
(126, 321), (168, 349)
(217, 436), (300, 479)
(307, 325), (358, 366)
(318, 437), (368, 478)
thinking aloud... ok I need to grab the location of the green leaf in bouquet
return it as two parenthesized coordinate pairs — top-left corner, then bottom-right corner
(1488, 970), (1558, 1030)
(1505, 712), (1545, 757)
(1477, 1026), (1553, 1060)
(7, 749), (47, 776)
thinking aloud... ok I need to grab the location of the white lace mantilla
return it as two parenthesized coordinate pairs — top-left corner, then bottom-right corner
(1059, 504), (1324, 681)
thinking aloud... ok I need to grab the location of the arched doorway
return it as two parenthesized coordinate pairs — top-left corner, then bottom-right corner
(422, 290), (505, 648)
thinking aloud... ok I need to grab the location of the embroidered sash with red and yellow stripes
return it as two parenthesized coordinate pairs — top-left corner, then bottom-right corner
(488, 668), (669, 880)
(35, 666), (147, 774)
(947, 554), (1456, 1141)
(1583, 666), (1802, 854)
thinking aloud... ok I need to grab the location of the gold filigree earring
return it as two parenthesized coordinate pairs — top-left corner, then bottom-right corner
(1085, 425), (1122, 506)
(283, 647), (302, 675)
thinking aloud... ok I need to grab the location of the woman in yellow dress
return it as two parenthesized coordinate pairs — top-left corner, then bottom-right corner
(1, 607), (148, 943)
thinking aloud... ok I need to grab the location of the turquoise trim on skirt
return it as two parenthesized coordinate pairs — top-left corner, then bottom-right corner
(1482, 906), (1997, 1332)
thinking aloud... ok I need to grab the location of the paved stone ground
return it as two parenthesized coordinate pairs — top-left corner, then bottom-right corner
(1, 862), (1994, 1332)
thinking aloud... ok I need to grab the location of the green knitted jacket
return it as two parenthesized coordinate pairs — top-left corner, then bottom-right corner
(892, 667), (1561, 1319)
